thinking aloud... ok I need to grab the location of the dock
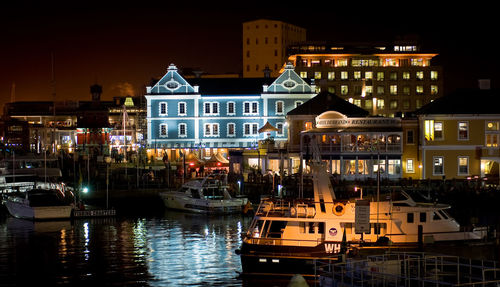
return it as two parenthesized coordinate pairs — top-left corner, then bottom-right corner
(72, 209), (116, 218)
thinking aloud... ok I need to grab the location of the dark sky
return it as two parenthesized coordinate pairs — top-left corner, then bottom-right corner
(1, 2), (498, 115)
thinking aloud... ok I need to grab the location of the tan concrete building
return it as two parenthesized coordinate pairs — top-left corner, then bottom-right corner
(243, 19), (306, 78)
(286, 39), (443, 117)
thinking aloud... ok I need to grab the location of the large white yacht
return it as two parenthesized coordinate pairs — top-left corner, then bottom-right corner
(159, 174), (249, 214)
(237, 155), (488, 278)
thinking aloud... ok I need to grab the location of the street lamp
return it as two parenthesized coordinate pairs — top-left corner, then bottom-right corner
(105, 156), (112, 209)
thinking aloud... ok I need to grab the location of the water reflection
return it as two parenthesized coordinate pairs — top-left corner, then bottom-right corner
(0, 210), (251, 286)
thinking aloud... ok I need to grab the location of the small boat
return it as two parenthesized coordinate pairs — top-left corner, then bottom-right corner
(3, 187), (74, 220)
(159, 175), (248, 214)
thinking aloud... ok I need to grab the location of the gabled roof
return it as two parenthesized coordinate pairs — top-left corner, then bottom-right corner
(415, 88), (500, 115)
(266, 63), (313, 93)
(148, 64), (197, 94)
(287, 91), (370, 117)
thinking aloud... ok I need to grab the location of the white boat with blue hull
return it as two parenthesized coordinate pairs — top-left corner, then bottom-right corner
(237, 149), (488, 278)
(160, 175), (248, 214)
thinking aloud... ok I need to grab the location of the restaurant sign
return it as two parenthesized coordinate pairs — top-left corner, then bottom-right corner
(316, 117), (401, 129)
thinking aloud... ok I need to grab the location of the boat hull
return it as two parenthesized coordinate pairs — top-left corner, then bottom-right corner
(160, 192), (246, 214)
(238, 241), (343, 278)
(5, 200), (73, 220)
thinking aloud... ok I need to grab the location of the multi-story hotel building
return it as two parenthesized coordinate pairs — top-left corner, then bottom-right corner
(286, 40), (443, 117)
(416, 85), (500, 183)
(243, 19), (306, 78)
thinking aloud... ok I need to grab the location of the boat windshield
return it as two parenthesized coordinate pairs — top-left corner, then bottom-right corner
(203, 187), (225, 199)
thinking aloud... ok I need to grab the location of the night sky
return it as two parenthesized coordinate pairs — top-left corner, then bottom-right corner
(1, 2), (498, 115)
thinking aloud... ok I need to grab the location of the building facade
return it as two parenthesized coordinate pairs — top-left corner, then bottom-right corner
(243, 19), (306, 78)
(416, 87), (500, 184)
(286, 39), (443, 117)
(145, 63), (315, 160)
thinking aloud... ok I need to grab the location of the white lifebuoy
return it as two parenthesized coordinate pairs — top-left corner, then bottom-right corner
(333, 202), (345, 216)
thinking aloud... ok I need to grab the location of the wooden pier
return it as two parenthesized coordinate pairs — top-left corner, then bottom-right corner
(72, 209), (116, 218)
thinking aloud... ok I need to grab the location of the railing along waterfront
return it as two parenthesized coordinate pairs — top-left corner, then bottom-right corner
(315, 252), (500, 287)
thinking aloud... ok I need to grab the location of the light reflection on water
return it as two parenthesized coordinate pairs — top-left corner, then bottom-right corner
(0, 210), (252, 286)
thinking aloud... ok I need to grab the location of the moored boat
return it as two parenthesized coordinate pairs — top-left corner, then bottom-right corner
(3, 187), (74, 220)
(159, 174), (249, 214)
(236, 152), (488, 278)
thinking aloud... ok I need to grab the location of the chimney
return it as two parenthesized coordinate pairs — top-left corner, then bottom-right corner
(479, 79), (491, 90)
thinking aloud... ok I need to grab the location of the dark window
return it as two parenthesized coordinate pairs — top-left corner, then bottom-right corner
(420, 212), (427, 222)
(407, 212), (414, 223)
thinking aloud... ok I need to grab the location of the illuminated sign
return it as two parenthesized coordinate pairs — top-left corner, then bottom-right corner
(316, 117), (400, 129)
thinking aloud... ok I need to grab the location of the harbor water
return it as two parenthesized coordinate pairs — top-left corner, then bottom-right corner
(0, 207), (254, 286)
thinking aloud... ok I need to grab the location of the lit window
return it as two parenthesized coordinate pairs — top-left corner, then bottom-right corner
(300, 71), (307, 78)
(406, 159), (415, 173)
(390, 100), (398, 109)
(458, 156), (469, 175)
(341, 85), (348, 95)
(431, 71), (438, 80)
(390, 85), (398, 95)
(364, 100), (372, 109)
(376, 72), (384, 81)
(458, 122), (469, 140)
(431, 85), (438, 95)
(314, 72), (322, 80)
(341, 71), (348, 80)
(376, 99), (385, 109)
(354, 71), (361, 79)
(403, 72), (410, 80)
(354, 99), (361, 107)
(304, 122), (313, 130)
(416, 71), (424, 80)
(434, 122), (443, 140)
(365, 71), (373, 79)
(416, 86), (424, 95)
(486, 134), (499, 147)
(433, 156), (444, 175)
(327, 72), (335, 80)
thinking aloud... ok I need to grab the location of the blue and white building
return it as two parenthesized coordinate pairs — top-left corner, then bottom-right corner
(145, 63), (316, 152)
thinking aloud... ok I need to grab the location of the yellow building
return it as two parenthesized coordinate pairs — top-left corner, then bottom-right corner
(243, 19), (306, 78)
(401, 117), (422, 180)
(416, 87), (500, 184)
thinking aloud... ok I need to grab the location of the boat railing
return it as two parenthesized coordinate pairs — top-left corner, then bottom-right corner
(255, 198), (339, 218)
